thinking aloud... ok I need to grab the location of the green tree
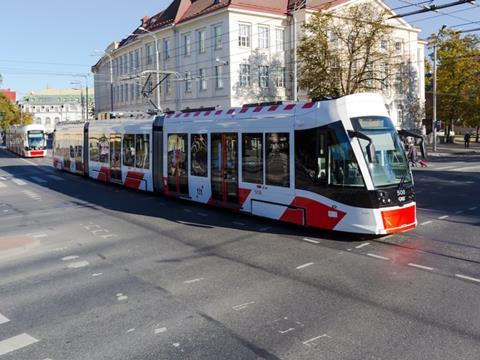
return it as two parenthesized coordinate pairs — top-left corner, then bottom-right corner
(430, 29), (480, 142)
(297, 2), (394, 99)
(0, 92), (21, 130)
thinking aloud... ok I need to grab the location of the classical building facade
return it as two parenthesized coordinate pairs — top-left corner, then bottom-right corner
(92, 0), (425, 129)
(19, 88), (95, 133)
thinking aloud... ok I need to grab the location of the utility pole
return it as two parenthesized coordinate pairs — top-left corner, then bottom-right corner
(138, 27), (161, 112)
(432, 42), (437, 152)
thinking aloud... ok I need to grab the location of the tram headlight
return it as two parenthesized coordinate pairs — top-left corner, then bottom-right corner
(377, 190), (388, 205)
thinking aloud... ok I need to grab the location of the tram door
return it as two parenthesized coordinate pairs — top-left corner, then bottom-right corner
(211, 133), (238, 204)
(109, 134), (122, 183)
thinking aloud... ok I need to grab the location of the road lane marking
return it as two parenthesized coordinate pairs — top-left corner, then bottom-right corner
(198, 212), (208, 217)
(468, 207), (478, 211)
(31, 234), (47, 238)
(31, 176), (47, 183)
(435, 166), (455, 170)
(455, 274), (480, 283)
(303, 238), (319, 244)
(367, 253), (390, 261)
(232, 301), (255, 311)
(420, 220), (433, 226)
(154, 327), (167, 334)
(47, 175), (64, 181)
(184, 278), (205, 284)
(0, 176), (6, 181)
(408, 263), (434, 271)
(92, 273), (103, 277)
(116, 293), (128, 301)
(438, 215), (449, 220)
(68, 261), (89, 269)
(12, 179), (26, 186)
(62, 255), (79, 261)
(296, 262), (314, 270)
(0, 333), (39, 356)
(0, 313), (10, 325)
(355, 242), (370, 249)
(302, 334), (331, 346)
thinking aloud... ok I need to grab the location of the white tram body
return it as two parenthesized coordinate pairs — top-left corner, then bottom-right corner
(5, 124), (47, 157)
(54, 93), (416, 235)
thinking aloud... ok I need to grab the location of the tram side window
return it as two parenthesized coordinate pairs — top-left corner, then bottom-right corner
(90, 136), (100, 162)
(295, 128), (327, 191)
(135, 134), (150, 169)
(191, 134), (208, 177)
(98, 136), (109, 163)
(242, 133), (263, 184)
(266, 133), (290, 187)
(167, 134), (188, 178)
(123, 134), (135, 167)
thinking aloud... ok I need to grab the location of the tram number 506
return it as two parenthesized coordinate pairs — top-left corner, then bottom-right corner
(397, 189), (406, 202)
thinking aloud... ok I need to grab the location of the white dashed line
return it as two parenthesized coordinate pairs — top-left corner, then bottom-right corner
(455, 274), (480, 283)
(12, 179), (26, 186)
(31, 234), (47, 239)
(62, 255), (79, 261)
(184, 278), (205, 284)
(0, 333), (39, 356)
(296, 262), (314, 270)
(408, 263), (434, 271)
(31, 176), (47, 183)
(468, 207), (478, 211)
(116, 293), (128, 301)
(0, 176), (6, 181)
(438, 215), (449, 220)
(302, 334), (331, 346)
(198, 212), (208, 217)
(420, 220), (433, 226)
(303, 238), (319, 244)
(154, 327), (167, 334)
(232, 301), (255, 311)
(0, 313), (10, 325)
(367, 253), (390, 261)
(92, 273), (103, 277)
(68, 261), (89, 269)
(355, 242), (370, 249)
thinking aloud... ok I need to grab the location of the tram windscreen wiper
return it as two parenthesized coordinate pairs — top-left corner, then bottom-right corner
(347, 130), (377, 163)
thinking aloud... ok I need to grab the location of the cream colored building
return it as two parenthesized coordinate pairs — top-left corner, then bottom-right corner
(20, 88), (95, 133)
(92, 0), (425, 129)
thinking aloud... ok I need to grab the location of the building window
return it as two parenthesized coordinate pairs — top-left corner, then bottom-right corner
(239, 23), (251, 47)
(276, 28), (285, 51)
(134, 49), (140, 70)
(258, 26), (269, 49)
(199, 68), (207, 91)
(183, 34), (191, 56)
(35, 118), (42, 125)
(163, 38), (170, 60)
(123, 55), (128, 74)
(191, 134), (208, 177)
(395, 40), (402, 53)
(266, 133), (290, 187)
(165, 78), (171, 96)
(185, 71), (192, 93)
(129, 52), (134, 73)
(239, 64), (251, 87)
(215, 65), (224, 89)
(214, 25), (222, 50)
(274, 67), (286, 88)
(198, 30), (206, 53)
(242, 133), (263, 184)
(146, 44), (153, 65)
(259, 65), (269, 88)
(381, 39), (388, 51)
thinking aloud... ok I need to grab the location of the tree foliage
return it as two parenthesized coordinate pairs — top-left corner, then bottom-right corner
(0, 93), (20, 130)
(297, 3), (394, 99)
(430, 29), (480, 141)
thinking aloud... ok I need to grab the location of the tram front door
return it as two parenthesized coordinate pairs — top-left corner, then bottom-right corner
(110, 134), (122, 183)
(211, 133), (238, 204)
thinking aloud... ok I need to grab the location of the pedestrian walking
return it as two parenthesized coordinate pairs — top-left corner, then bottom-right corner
(464, 133), (471, 148)
(407, 140), (418, 167)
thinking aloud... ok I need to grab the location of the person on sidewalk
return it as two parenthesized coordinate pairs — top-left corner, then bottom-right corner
(464, 133), (471, 148)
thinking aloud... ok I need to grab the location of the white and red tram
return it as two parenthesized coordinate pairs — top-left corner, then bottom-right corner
(54, 93), (417, 235)
(5, 124), (47, 157)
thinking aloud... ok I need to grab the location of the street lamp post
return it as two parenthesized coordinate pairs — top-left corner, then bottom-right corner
(138, 27), (161, 112)
(103, 52), (114, 113)
(432, 25), (446, 152)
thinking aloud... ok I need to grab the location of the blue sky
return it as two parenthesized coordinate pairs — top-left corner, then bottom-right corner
(0, 0), (478, 99)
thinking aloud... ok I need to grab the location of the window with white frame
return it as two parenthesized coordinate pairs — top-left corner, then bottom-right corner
(123, 55), (128, 74)
(215, 65), (224, 89)
(274, 67), (286, 88)
(239, 23), (251, 47)
(185, 71), (192, 93)
(239, 64), (251, 87)
(259, 65), (269, 88)
(146, 43), (153, 65)
(199, 68), (207, 90)
(214, 25), (222, 49)
(184, 33), (191, 56)
(130, 83), (135, 101)
(163, 38), (170, 60)
(165, 78), (171, 96)
(198, 30), (206, 53)
(134, 50), (140, 70)
(258, 26), (269, 49)
(395, 40), (402, 53)
(276, 28), (285, 51)
(129, 52), (134, 73)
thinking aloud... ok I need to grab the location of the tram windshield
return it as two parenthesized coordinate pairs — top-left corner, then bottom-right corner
(351, 116), (411, 187)
(28, 130), (45, 148)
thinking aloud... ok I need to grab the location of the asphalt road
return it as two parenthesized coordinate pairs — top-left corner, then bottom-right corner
(0, 147), (479, 360)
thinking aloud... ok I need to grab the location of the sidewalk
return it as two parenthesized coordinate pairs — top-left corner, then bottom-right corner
(427, 140), (480, 157)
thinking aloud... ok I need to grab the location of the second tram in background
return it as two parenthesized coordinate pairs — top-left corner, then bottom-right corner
(5, 124), (47, 157)
(54, 93), (419, 235)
